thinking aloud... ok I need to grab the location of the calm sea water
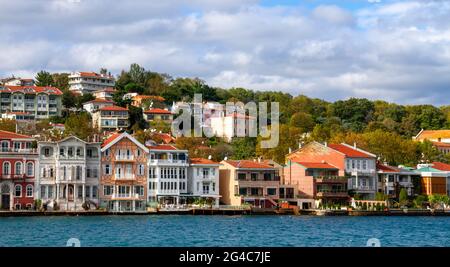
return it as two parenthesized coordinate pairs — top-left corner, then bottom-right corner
(0, 215), (449, 247)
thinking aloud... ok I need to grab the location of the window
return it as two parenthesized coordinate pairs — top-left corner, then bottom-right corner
(239, 187), (247, 195)
(13, 142), (20, 152)
(238, 173), (246, 180)
(85, 186), (90, 198)
(105, 149), (109, 156)
(351, 160), (355, 169)
(357, 160), (361, 169)
(135, 186), (144, 196)
(41, 186), (46, 199)
(60, 148), (65, 156)
(92, 186), (98, 198)
(363, 160), (367, 170)
(138, 164), (144, 176)
(103, 185), (114, 196)
(26, 185), (33, 197)
(212, 183), (216, 192)
(48, 186), (53, 198)
(251, 173), (258, 181)
(78, 186), (83, 198)
(105, 164), (110, 175)
(44, 148), (51, 157)
(267, 188), (277, 196)
(1, 141), (9, 152)
(15, 162), (22, 175)
(76, 147), (82, 157)
(3, 161), (10, 175)
(68, 147), (73, 157)
(27, 162), (34, 176)
(15, 185), (22, 197)
(203, 168), (209, 177)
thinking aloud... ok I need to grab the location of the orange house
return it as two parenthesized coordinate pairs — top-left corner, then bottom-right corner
(415, 163), (449, 196)
(100, 132), (149, 211)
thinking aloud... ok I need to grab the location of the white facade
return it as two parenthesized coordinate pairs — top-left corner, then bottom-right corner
(68, 72), (115, 95)
(147, 146), (189, 206)
(83, 100), (114, 114)
(188, 160), (220, 206)
(36, 136), (101, 211)
(210, 114), (257, 142)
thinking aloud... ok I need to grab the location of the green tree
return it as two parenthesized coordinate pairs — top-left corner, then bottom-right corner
(51, 73), (69, 90)
(231, 137), (257, 160)
(64, 112), (95, 140)
(35, 70), (54, 86)
(290, 112), (315, 132)
(62, 90), (76, 109)
(399, 188), (408, 207)
(331, 98), (375, 132)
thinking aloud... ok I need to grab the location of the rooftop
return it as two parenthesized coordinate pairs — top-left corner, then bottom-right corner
(414, 129), (450, 140)
(99, 105), (128, 112)
(224, 160), (274, 169)
(190, 158), (219, 165)
(144, 108), (172, 114)
(0, 130), (33, 140)
(2, 85), (63, 95)
(328, 143), (375, 158)
(293, 161), (338, 169)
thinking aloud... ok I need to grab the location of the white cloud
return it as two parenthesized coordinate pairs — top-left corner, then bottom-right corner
(1, 0), (450, 105)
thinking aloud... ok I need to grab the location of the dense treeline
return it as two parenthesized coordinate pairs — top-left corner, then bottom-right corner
(12, 63), (450, 165)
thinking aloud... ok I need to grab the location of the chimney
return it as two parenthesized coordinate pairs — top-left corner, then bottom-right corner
(258, 157), (261, 163)
(353, 142), (357, 149)
(324, 141), (327, 147)
(289, 147), (292, 154)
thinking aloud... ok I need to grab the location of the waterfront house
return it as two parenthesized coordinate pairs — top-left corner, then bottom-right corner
(414, 163), (450, 196)
(0, 130), (37, 210)
(68, 71), (115, 95)
(187, 158), (220, 207)
(100, 132), (149, 211)
(37, 136), (101, 211)
(92, 105), (129, 131)
(0, 85), (63, 120)
(82, 98), (114, 114)
(284, 159), (349, 209)
(376, 163), (418, 198)
(147, 144), (189, 206)
(143, 108), (174, 124)
(219, 160), (281, 208)
(286, 142), (377, 200)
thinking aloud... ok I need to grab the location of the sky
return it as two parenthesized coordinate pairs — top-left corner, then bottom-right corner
(1, 0), (450, 105)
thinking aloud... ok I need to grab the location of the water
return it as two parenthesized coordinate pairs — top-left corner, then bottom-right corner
(0, 215), (449, 247)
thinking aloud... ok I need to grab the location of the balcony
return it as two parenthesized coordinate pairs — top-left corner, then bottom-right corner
(149, 159), (187, 165)
(0, 148), (37, 154)
(316, 191), (348, 198)
(115, 174), (135, 180)
(349, 169), (376, 176)
(111, 193), (140, 200)
(115, 155), (134, 161)
(315, 176), (348, 183)
(1, 98), (10, 103)
(350, 185), (376, 192)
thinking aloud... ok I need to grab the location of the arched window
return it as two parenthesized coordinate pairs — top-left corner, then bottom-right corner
(27, 162), (34, 176)
(15, 185), (22, 197)
(26, 185), (33, 197)
(15, 162), (22, 175)
(3, 161), (11, 175)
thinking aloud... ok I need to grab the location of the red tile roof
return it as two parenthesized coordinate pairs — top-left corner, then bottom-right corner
(4, 85), (63, 95)
(224, 160), (274, 169)
(190, 158), (219, 165)
(147, 144), (178, 150)
(431, 162), (450, 171)
(144, 108), (172, 114)
(152, 133), (175, 144)
(415, 130), (450, 140)
(293, 161), (338, 169)
(99, 105), (128, 111)
(101, 133), (122, 147)
(328, 144), (374, 158)
(0, 130), (33, 140)
(376, 163), (400, 173)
